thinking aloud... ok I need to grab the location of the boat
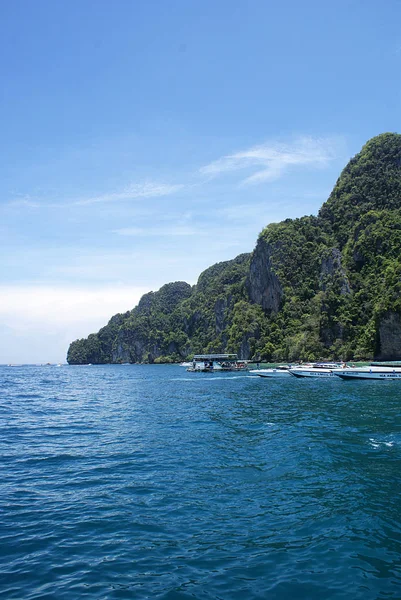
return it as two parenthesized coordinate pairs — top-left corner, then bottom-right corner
(289, 363), (347, 378)
(250, 365), (291, 377)
(186, 354), (249, 373)
(334, 366), (401, 380)
(179, 362), (192, 367)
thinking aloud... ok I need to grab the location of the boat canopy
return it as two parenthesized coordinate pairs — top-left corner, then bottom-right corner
(193, 354), (238, 361)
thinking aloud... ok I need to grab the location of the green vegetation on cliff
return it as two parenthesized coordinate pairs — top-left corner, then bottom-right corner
(68, 133), (401, 364)
(320, 133), (401, 246)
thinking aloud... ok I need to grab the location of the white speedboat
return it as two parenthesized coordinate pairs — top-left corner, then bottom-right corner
(334, 366), (401, 380)
(289, 363), (345, 378)
(251, 366), (291, 377)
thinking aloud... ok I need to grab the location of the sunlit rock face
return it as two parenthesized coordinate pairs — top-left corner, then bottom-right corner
(246, 237), (283, 313)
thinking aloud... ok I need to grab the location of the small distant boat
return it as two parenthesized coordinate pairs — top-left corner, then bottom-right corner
(334, 366), (401, 380)
(251, 366), (291, 377)
(179, 362), (192, 367)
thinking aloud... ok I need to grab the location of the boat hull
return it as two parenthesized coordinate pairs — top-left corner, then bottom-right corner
(335, 369), (401, 380)
(289, 369), (335, 378)
(251, 369), (290, 377)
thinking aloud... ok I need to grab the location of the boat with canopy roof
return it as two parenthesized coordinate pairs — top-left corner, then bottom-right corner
(186, 354), (249, 373)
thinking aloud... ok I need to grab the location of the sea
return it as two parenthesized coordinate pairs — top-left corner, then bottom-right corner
(1, 364), (401, 599)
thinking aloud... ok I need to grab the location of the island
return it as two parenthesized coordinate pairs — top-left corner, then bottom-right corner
(67, 133), (401, 365)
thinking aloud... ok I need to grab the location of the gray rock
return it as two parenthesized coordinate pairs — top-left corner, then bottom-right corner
(246, 237), (283, 313)
(377, 311), (401, 359)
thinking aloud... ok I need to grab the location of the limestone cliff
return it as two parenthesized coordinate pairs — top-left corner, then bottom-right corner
(67, 133), (401, 364)
(246, 237), (283, 313)
(377, 312), (401, 360)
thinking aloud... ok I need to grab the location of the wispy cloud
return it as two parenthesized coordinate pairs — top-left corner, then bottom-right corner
(113, 225), (205, 237)
(75, 181), (183, 205)
(200, 136), (340, 185)
(5, 181), (183, 209)
(6, 195), (42, 208)
(5, 136), (341, 211)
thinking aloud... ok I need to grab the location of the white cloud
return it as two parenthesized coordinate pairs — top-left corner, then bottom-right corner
(75, 181), (183, 205)
(4, 182), (183, 209)
(0, 285), (148, 328)
(0, 285), (149, 363)
(113, 225), (205, 237)
(6, 197), (41, 208)
(200, 136), (340, 185)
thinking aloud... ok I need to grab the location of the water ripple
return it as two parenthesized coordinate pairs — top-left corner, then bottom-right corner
(1, 365), (401, 598)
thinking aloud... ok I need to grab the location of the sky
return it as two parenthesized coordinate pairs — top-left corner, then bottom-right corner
(1, 0), (401, 363)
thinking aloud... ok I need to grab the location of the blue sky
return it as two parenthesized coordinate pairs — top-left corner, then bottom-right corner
(1, 0), (400, 362)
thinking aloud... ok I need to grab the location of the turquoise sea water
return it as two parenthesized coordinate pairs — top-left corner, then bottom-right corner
(1, 364), (401, 599)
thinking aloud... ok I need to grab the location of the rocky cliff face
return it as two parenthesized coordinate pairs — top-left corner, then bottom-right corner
(377, 312), (401, 360)
(246, 237), (283, 312)
(111, 340), (131, 364)
(320, 249), (350, 295)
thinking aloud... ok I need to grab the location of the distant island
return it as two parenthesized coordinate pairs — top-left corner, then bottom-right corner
(67, 133), (401, 365)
